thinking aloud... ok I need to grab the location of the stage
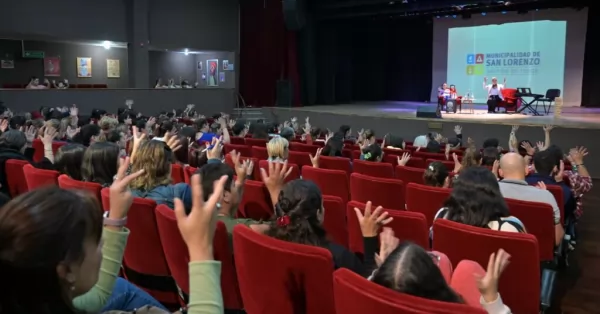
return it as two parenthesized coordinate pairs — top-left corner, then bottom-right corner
(271, 101), (600, 130)
(260, 101), (600, 177)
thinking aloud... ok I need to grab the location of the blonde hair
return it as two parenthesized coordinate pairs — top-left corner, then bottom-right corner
(267, 137), (289, 160)
(461, 147), (482, 169)
(130, 140), (173, 190)
(99, 116), (118, 132)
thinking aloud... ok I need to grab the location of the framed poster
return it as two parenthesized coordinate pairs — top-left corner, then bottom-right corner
(44, 57), (61, 76)
(77, 57), (92, 77)
(107, 59), (120, 78)
(206, 59), (219, 87)
(0, 60), (14, 69)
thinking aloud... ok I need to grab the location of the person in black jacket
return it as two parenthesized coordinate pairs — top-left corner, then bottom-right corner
(0, 130), (53, 197)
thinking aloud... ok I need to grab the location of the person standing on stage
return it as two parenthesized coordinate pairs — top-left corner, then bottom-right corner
(483, 77), (506, 113)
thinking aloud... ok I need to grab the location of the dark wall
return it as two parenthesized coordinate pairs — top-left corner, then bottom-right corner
(0, 89), (236, 115)
(148, 0), (240, 52)
(0, 0), (127, 42)
(314, 18), (433, 104)
(149, 51), (237, 89)
(0, 40), (129, 88)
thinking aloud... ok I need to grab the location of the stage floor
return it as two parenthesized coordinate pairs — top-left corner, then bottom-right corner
(290, 101), (600, 129)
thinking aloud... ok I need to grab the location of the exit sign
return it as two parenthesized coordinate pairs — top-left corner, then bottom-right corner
(23, 51), (45, 58)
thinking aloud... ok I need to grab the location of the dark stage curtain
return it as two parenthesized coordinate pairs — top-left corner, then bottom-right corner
(581, 5), (600, 107)
(239, 0), (301, 107)
(311, 18), (433, 105)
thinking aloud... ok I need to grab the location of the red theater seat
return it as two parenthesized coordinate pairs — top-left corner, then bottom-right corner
(23, 164), (59, 190)
(58, 175), (102, 202)
(5, 159), (28, 197)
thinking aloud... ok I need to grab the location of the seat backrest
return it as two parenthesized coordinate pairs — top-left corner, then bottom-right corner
(287, 151), (312, 169)
(350, 173), (404, 210)
(258, 160), (300, 183)
(229, 137), (246, 145)
(238, 179), (273, 220)
(170, 164), (184, 183)
(245, 138), (268, 147)
(450, 260), (487, 308)
(333, 268), (486, 314)
(302, 166), (349, 204)
(224, 144), (252, 157)
(290, 142), (319, 154)
(432, 219), (540, 314)
(352, 159), (395, 179)
(155, 205), (243, 309)
(5, 159), (28, 197)
(502, 88), (517, 99)
(318, 156), (352, 174)
(395, 165), (425, 186)
(183, 166), (198, 184)
(58, 174), (102, 202)
(405, 183), (451, 226)
(545, 184), (564, 224)
(414, 151), (447, 161)
(251, 146), (269, 160)
(233, 225), (336, 314)
(546, 88), (561, 99)
(347, 201), (429, 255)
(504, 198), (555, 261)
(426, 159), (454, 171)
(322, 195), (348, 248)
(31, 139), (66, 163)
(23, 164), (59, 190)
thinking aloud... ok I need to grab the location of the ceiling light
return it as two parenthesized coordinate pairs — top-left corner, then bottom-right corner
(102, 41), (112, 50)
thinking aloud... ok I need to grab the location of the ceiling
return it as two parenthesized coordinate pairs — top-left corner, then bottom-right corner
(310, 0), (590, 20)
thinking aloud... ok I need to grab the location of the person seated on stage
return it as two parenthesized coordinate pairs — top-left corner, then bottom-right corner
(437, 83), (450, 109)
(267, 136), (289, 163)
(483, 77), (506, 113)
(449, 85), (458, 99)
(424, 161), (450, 188)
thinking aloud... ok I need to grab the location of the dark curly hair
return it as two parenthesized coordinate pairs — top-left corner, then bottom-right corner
(423, 161), (449, 187)
(266, 180), (328, 247)
(443, 166), (509, 228)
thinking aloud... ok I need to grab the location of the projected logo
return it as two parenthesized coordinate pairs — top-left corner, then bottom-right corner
(466, 53), (485, 75)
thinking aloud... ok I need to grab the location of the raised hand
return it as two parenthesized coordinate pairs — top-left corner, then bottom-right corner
(0, 119), (8, 133)
(206, 137), (223, 160)
(454, 125), (462, 134)
(230, 150), (251, 181)
(520, 141), (535, 156)
(476, 249), (511, 303)
(164, 131), (182, 152)
(374, 227), (399, 267)
(397, 152), (411, 166)
(353, 201), (393, 237)
(174, 173), (228, 261)
(260, 160), (293, 192)
(309, 148), (322, 168)
(452, 152), (462, 173)
(109, 157), (145, 220)
(543, 125), (554, 133)
(536, 141), (545, 151)
(568, 146), (587, 165)
(40, 126), (57, 145)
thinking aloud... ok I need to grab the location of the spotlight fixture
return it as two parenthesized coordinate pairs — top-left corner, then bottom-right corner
(102, 41), (112, 50)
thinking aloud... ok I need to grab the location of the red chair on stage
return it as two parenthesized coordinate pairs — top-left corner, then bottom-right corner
(233, 225), (336, 314)
(333, 268), (486, 314)
(498, 88), (519, 112)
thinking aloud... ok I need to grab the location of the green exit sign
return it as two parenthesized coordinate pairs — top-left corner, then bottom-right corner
(23, 51), (45, 58)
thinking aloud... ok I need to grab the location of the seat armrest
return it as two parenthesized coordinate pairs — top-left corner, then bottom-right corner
(540, 268), (557, 311)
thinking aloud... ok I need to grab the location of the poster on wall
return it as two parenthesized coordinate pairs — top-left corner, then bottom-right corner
(207, 59), (219, 87)
(106, 59), (120, 78)
(0, 60), (14, 69)
(222, 60), (234, 71)
(219, 72), (226, 83)
(44, 57), (61, 76)
(77, 57), (92, 77)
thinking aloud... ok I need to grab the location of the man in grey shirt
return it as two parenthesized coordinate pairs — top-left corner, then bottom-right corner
(498, 153), (564, 245)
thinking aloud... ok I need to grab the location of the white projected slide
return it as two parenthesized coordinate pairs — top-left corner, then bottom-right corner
(446, 21), (566, 100)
